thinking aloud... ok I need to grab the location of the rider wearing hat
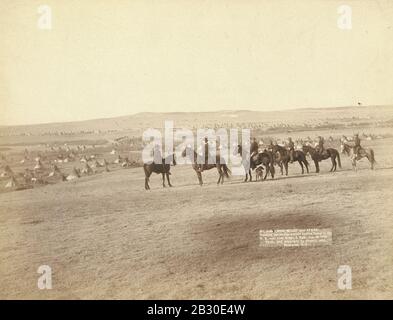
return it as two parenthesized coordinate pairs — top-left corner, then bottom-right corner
(288, 137), (295, 163)
(250, 137), (259, 157)
(153, 142), (162, 164)
(354, 133), (361, 158)
(203, 137), (210, 164)
(317, 136), (325, 156)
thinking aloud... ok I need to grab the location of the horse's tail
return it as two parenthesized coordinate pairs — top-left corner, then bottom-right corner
(223, 164), (231, 178)
(335, 150), (341, 168)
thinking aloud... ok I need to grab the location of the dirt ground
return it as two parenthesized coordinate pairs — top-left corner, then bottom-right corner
(0, 135), (392, 299)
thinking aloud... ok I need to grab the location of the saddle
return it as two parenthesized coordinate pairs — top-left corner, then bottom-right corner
(316, 146), (328, 157)
(320, 150), (329, 157)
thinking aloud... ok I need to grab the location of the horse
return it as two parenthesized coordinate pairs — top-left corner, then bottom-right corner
(143, 153), (176, 190)
(269, 144), (309, 175)
(181, 146), (230, 185)
(340, 142), (375, 170)
(234, 144), (275, 181)
(302, 145), (341, 173)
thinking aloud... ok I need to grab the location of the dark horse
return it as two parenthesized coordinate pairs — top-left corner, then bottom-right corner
(234, 144), (275, 181)
(143, 154), (176, 190)
(269, 144), (309, 175)
(182, 146), (230, 185)
(302, 145), (341, 173)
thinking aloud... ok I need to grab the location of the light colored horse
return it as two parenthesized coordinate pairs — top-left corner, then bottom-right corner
(340, 142), (376, 171)
(181, 146), (231, 186)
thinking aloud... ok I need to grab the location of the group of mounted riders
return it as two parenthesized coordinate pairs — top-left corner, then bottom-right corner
(144, 132), (373, 190)
(262, 134), (360, 163)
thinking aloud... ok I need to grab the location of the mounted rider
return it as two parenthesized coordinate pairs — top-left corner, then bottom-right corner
(268, 140), (280, 164)
(195, 137), (208, 172)
(203, 137), (210, 164)
(354, 133), (361, 158)
(268, 140), (274, 151)
(288, 137), (295, 163)
(317, 136), (325, 156)
(250, 137), (259, 158)
(216, 137), (224, 163)
(152, 142), (162, 164)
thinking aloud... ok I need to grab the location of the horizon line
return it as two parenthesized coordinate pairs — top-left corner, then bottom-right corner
(1, 104), (392, 128)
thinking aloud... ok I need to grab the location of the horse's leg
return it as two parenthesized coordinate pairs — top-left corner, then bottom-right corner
(221, 166), (225, 184)
(329, 157), (334, 172)
(304, 158), (309, 173)
(270, 164), (275, 179)
(285, 161), (288, 176)
(366, 154), (372, 170)
(217, 166), (223, 185)
(349, 154), (356, 171)
(263, 165), (269, 180)
(370, 150), (375, 170)
(166, 173), (172, 187)
(193, 166), (203, 186)
(162, 173), (166, 187)
(249, 169), (252, 181)
(298, 160), (304, 174)
(197, 171), (203, 185)
(145, 169), (151, 190)
(279, 162), (283, 175)
(365, 153), (373, 170)
(314, 160), (319, 173)
(351, 157), (357, 171)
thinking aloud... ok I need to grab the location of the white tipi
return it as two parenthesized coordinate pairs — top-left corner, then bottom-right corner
(5, 176), (18, 188)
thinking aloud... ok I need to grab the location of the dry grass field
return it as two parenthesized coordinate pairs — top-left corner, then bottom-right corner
(1, 107), (393, 299)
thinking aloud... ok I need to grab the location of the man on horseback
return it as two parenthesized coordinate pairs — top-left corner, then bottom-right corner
(196, 137), (210, 172)
(317, 136), (325, 156)
(203, 137), (210, 164)
(250, 137), (259, 158)
(354, 133), (361, 158)
(153, 143), (162, 165)
(268, 140), (274, 151)
(288, 137), (295, 163)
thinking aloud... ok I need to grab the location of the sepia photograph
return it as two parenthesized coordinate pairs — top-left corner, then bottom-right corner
(1, 0), (393, 309)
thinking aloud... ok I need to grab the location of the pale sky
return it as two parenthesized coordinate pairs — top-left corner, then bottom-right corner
(1, 0), (393, 125)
